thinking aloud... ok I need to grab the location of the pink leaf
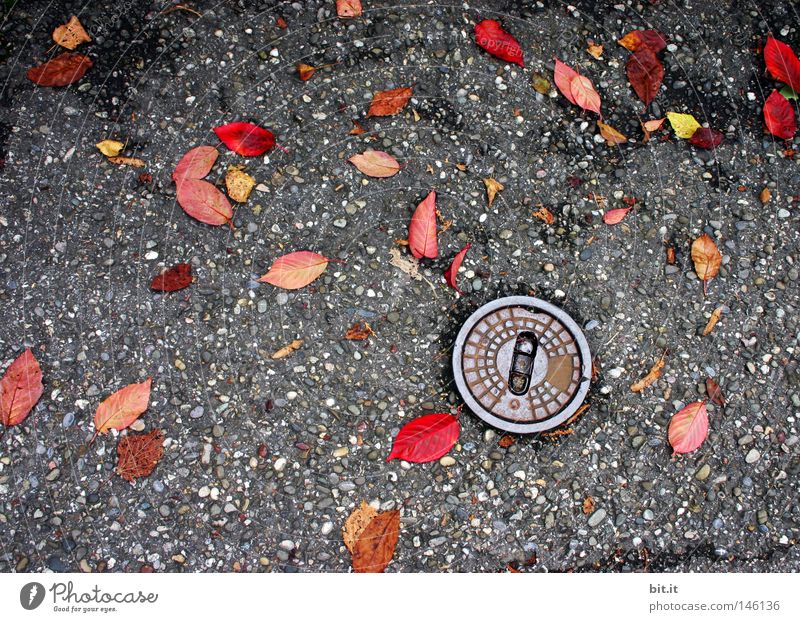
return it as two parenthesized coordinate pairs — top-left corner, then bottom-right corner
(570, 74), (601, 114)
(336, 0), (362, 18)
(348, 149), (401, 178)
(554, 58), (579, 105)
(444, 243), (471, 294)
(259, 251), (330, 290)
(474, 19), (524, 67)
(172, 146), (218, 185)
(213, 122), (276, 156)
(602, 208), (631, 225)
(0, 349), (44, 428)
(408, 191), (438, 259)
(386, 412), (460, 463)
(668, 401), (709, 455)
(176, 179), (233, 226)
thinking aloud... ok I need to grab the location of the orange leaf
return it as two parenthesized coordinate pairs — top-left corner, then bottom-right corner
(351, 510), (400, 573)
(691, 233), (721, 291)
(570, 74), (601, 114)
(52, 15), (91, 50)
(602, 208), (631, 225)
(597, 121), (627, 145)
(532, 206), (555, 224)
(630, 357), (665, 392)
(94, 378), (152, 437)
(343, 501), (378, 554)
(348, 149), (401, 177)
(259, 251), (329, 289)
(408, 191), (438, 259)
(702, 306), (724, 337)
(483, 178), (504, 208)
(176, 178), (233, 226)
(116, 429), (164, 483)
(271, 339), (303, 360)
(0, 349), (44, 428)
(367, 87), (413, 117)
(336, 0), (362, 18)
(27, 52), (92, 87)
(345, 322), (375, 340)
(296, 63), (316, 81)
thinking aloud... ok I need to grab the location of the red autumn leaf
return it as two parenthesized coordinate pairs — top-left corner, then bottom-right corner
(213, 121), (276, 156)
(444, 243), (470, 294)
(474, 19), (524, 67)
(0, 349), (44, 428)
(618, 29), (667, 53)
(150, 263), (193, 292)
(570, 74), (602, 114)
(116, 429), (165, 483)
(386, 412), (460, 463)
(176, 178), (233, 226)
(763, 89), (797, 139)
(688, 128), (724, 149)
(351, 510), (400, 573)
(367, 87), (413, 117)
(668, 401), (709, 455)
(602, 208), (631, 225)
(554, 58), (579, 105)
(764, 35), (800, 93)
(93, 378), (152, 438)
(26, 52), (92, 87)
(336, 0), (362, 18)
(408, 191), (438, 259)
(626, 48), (664, 106)
(172, 146), (218, 185)
(258, 251), (330, 289)
(705, 378), (726, 407)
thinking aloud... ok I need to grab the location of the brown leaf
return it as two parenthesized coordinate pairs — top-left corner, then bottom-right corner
(225, 166), (255, 203)
(271, 339), (303, 360)
(296, 63), (316, 81)
(388, 247), (421, 281)
(342, 501), (378, 554)
(705, 378), (726, 407)
(759, 188), (772, 204)
(587, 42), (603, 59)
(116, 429), (164, 483)
(630, 357), (665, 393)
(367, 87), (413, 117)
(351, 510), (400, 573)
(532, 205), (555, 224)
(345, 322), (374, 341)
(702, 306), (724, 337)
(349, 120), (366, 135)
(498, 434), (515, 448)
(597, 121), (628, 145)
(691, 233), (722, 292)
(531, 72), (550, 94)
(52, 16), (91, 50)
(641, 117), (665, 143)
(483, 178), (504, 208)
(107, 156), (145, 168)
(27, 52), (92, 87)
(627, 48), (664, 106)
(582, 496), (595, 514)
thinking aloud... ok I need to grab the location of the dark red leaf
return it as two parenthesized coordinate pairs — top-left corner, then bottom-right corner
(688, 128), (724, 149)
(706, 378), (726, 407)
(116, 429), (165, 483)
(764, 89), (797, 139)
(150, 263), (193, 292)
(474, 19), (524, 67)
(213, 122), (276, 156)
(27, 52), (92, 87)
(386, 412), (460, 463)
(764, 35), (800, 93)
(626, 48), (664, 105)
(444, 243), (470, 294)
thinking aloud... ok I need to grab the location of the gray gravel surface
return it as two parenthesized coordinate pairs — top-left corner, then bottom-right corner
(0, 0), (798, 572)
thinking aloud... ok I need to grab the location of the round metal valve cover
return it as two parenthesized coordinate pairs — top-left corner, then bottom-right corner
(452, 296), (591, 433)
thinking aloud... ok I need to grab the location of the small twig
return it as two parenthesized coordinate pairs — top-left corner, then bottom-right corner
(161, 4), (202, 17)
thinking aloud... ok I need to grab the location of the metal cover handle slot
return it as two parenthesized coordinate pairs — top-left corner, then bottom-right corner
(508, 331), (538, 395)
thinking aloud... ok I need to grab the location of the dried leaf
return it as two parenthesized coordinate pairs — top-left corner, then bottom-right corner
(348, 149), (401, 178)
(668, 401), (709, 455)
(408, 191), (438, 259)
(759, 187), (772, 204)
(345, 322), (374, 341)
(367, 87), (413, 117)
(483, 178), (504, 208)
(271, 339), (303, 360)
(570, 74), (602, 115)
(630, 357), (665, 392)
(343, 501), (378, 554)
(531, 72), (550, 94)
(443, 243), (470, 294)
(386, 412), (460, 462)
(705, 378), (726, 407)
(107, 156), (145, 168)
(336, 0), (362, 18)
(641, 117), (665, 143)
(764, 35), (800, 93)
(474, 19), (524, 67)
(214, 121), (276, 156)
(0, 349), (43, 428)
(173, 146), (218, 185)
(176, 178), (233, 226)
(597, 121), (627, 145)
(582, 496), (595, 514)
(96, 139), (125, 157)
(388, 247), (421, 280)
(52, 15), (91, 50)
(763, 89), (797, 140)
(116, 429), (164, 483)
(688, 127), (724, 149)
(498, 435), (515, 448)
(618, 29), (667, 53)
(666, 112), (701, 139)
(349, 120), (366, 135)
(532, 205), (555, 224)
(259, 251), (329, 289)
(702, 306), (724, 336)
(691, 233), (722, 291)
(351, 510), (400, 573)
(94, 378), (152, 437)
(27, 52), (92, 87)
(603, 208), (631, 225)
(554, 59), (579, 105)
(587, 42), (603, 59)
(627, 48), (664, 106)
(150, 263), (192, 292)
(225, 166), (255, 203)
(296, 63), (316, 81)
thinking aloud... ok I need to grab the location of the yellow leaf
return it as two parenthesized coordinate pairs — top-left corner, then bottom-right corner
(666, 112), (701, 139)
(96, 139), (125, 157)
(52, 16), (91, 50)
(225, 166), (256, 203)
(597, 121), (627, 145)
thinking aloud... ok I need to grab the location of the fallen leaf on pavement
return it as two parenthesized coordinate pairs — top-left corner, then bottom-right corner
(631, 356), (665, 392)
(388, 247), (421, 280)
(641, 117), (665, 142)
(618, 29), (667, 53)
(554, 59), (579, 105)
(349, 120), (366, 135)
(343, 501), (378, 554)
(474, 19), (524, 67)
(107, 156), (145, 168)
(484, 178), (504, 208)
(533, 205), (555, 224)
(93, 378), (152, 439)
(150, 263), (193, 292)
(0, 349), (43, 428)
(763, 89), (797, 139)
(408, 191), (438, 259)
(259, 251), (330, 289)
(597, 121), (627, 145)
(759, 187), (772, 204)
(296, 63), (316, 81)
(27, 52), (93, 87)
(348, 149), (401, 177)
(173, 146), (218, 185)
(116, 429), (164, 483)
(498, 435), (515, 448)
(587, 41), (603, 59)
(691, 233), (722, 293)
(764, 35), (800, 93)
(271, 339), (303, 360)
(666, 112), (701, 139)
(570, 73), (602, 115)
(367, 87), (413, 117)
(702, 305), (724, 336)
(603, 207), (631, 225)
(177, 178), (233, 226)
(336, 0), (362, 18)
(705, 378), (726, 407)
(444, 242), (470, 294)
(668, 401), (709, 455)
(627, 48), (664, 106)
(582, 496), (595, 514)
(52, 15), (91, 50)
(531, 72), (550, 94)
(345, 322), (374, 340)
(688, 128), (724, 149)
(351, 510), (400, 573)
(386, 412), (460, 462)
(225, 166), (255, 203)
(214, 121), (276, 156)
(96, 139), (125, 157)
